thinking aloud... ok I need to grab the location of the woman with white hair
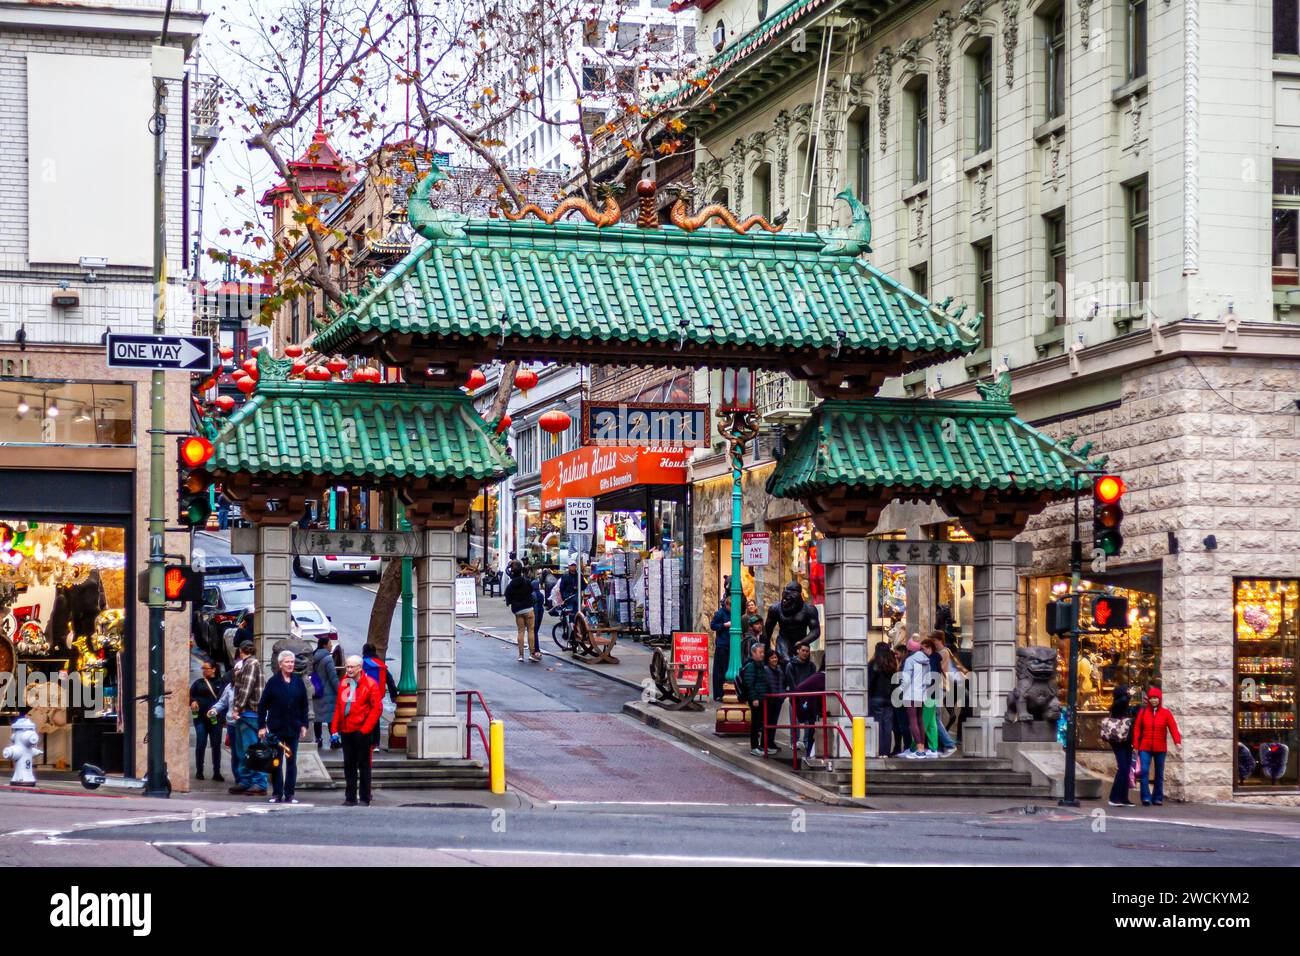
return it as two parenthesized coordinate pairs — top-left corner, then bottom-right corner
(257, 648), (310, 804)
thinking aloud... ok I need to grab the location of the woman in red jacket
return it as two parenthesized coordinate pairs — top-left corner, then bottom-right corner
(1133, 686), (1181, 806)
(330, 655), (382, 807)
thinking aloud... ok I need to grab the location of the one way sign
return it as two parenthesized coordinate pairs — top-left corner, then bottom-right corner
(106, 333), (215, 372)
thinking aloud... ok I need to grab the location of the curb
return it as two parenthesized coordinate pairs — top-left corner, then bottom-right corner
(458, 623), (647, 692)
(621, 700), (870, 809)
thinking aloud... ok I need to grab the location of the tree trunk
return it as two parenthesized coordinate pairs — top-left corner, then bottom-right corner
(487, 360), (518, 423)
(366, 557), (404, 659)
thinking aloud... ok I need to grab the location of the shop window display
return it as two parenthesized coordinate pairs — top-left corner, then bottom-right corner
(776, 518), (824, 607)
(0, 521), (126, 769)
(1233, 578), (1298, 790)
(0, 381), (133, 446)
(1027, 575), (1161, 749)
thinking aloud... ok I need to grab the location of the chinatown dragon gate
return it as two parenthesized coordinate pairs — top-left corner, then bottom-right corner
(200, 166), (1099, 768)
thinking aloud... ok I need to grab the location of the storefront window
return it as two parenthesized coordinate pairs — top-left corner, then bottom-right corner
(776, 517), (824, 607)
(517, 495), (561, 568)
(1234, 578), (1299, 791)
(938, 522), (975, 649)
(467, 487), (499, 572)
(0, 381), (133, 446)
(1027, 575), (1161, 749)
(1, 520), (127, 766)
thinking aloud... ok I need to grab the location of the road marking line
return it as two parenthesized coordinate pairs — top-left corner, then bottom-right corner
(436, 847), (872, 866)
(548, 800), (795, 808)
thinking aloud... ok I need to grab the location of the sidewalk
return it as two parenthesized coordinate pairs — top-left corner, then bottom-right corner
(458, 597), (657, 691)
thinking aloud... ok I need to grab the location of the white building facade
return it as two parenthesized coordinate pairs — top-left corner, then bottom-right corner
(674, 0), (1300, 802)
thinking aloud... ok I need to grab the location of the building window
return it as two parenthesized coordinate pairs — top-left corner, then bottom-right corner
(974, 45), (994, 154)
(1274, 164), (1300, 284)
(1044, 5), (1066, 120)
(910, 263), (928, 299)
(582, 19), (606, 47)
(849, 110), (871, 203)
(306, 295), (316, 329)
(912, 79), (929, 184)
(975, 239), (994, 347)
(516, 426), (538, 476)
(290, 299), (301, 344)
(751, 162), (772, 220)
(1277, 0), (1299, 55)
(1233, 578), (1300, 791)
(1126, 0), (1148, 80)
(581, 66), (607, 92)
(1126, 177), (1149, 306)
(617, 22), (640, 49)
(1046, 210), (1067, 326)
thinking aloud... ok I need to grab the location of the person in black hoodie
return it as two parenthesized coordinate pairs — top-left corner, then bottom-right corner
(1103, 687), (1137, 807)
(867, 641), (897, 757)
(784, 642), (817, 753)
(257, 649), (309, 804)
(710, 597), (731, 701)
(504, 560), (541, 663)
(189, 660), (225, 781)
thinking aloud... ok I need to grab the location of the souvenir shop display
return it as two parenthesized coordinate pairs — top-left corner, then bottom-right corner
(1233, 578), (1299, 789)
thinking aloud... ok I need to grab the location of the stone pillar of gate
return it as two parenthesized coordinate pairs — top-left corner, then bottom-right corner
(818, 536), (875, 758)
(253, 524), (295, 670)
(407, 528), (464, 759)
(962, 540), (1023, 757)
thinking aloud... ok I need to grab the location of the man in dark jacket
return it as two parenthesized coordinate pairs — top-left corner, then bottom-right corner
(739, 642), (772, 756)
(709, 597), (730, 702)
(558, 561), (580, 614)
(784, 642), (817, 693)
(257, 649), (310, 804)
(504, 560), (540, 662)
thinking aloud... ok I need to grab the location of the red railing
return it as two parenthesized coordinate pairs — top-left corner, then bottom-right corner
(760, 691), (856, 771)
(458, 690), (493, 763)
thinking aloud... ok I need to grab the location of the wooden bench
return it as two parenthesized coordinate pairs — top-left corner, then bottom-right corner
(648, 648), (706, 711)
(570, 615), (619, 665)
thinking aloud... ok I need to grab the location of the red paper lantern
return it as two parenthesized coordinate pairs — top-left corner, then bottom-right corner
(306, 365), (331, 381)
(236, 377), (257, 395)
(539, 409), (571, 435)
(495, 414), (512, 435)
(354, 366), (381, 383)
(214, 395), (236, 414)
(241, 358), (259, 377)
(514, 368), (539, 395)
(251, 346), (264, 356)
(284, 344), (304, 359)
(219, 346), (235, 361)
(326, 356), (349, 377)
(291, 360), (307, 377)
(199, 376), (218, 393)
(466, 368), (487, 391)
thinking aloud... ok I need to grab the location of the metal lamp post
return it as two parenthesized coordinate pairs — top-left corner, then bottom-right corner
(717, 368), (760, 693)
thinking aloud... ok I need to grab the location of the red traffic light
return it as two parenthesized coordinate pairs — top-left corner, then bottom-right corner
(179, 435), (214, 469)
(1091, 594), (1129, 629)
(1094, 475), (1125, 504)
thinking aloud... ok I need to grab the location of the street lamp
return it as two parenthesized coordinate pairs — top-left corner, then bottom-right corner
(715, 368), (760, 733)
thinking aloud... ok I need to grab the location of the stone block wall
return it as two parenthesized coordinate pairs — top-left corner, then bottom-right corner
(1018, 354), (1300, 804)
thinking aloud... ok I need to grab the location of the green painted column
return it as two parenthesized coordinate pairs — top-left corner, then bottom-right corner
(397, 512), (416, 695)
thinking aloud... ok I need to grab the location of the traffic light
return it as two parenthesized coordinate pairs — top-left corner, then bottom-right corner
(1046, 596), (1076, 635)
(163, 564), (204, 603)
(1090, 593), (1130, 630)
(1092, 474), (1126, 557)
(177, 435), (215, 527)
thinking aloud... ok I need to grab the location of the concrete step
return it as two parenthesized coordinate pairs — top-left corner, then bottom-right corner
(845, 782), (1055, 798)
(804, 768), (1037, 788)
(865, 757), (1013, 773)
(311, 756), (490, 791)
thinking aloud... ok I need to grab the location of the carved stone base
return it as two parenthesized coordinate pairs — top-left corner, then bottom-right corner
(388, 692), (418, 751)
(406, 716), (463, 759)
(1002, 719), (1058, 742)
(960, 715), (1004, 757)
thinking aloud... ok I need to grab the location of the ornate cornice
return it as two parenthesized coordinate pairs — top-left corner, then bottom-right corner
(1003, 0), (1020, 87)
(874, 47), (894, 150)
(1079, 0), (1094, 49)
(933, 11), (954, 123)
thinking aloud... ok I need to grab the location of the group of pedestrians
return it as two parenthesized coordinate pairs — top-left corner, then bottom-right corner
(504, 558), (583, 662)
(190, 637), (393, 806)
(1101, 684), (1182, 807)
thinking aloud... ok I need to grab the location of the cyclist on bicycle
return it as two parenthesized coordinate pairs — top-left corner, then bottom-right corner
(558, 560), (581, 616)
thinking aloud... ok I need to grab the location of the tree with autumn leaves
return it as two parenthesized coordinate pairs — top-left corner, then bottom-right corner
(206, 0), (712, 652)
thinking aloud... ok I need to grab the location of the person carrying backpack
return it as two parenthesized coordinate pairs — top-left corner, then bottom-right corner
(310, 636), (340, 749)
(739, 642), (773, 756)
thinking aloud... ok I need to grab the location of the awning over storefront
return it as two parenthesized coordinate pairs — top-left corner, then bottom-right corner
(541, 445), (689, 511)
(767, 374), (1106, 538)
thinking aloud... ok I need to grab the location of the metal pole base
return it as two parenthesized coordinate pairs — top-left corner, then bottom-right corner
(388, 692), (418, 751)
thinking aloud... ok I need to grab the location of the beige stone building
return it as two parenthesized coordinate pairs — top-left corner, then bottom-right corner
(668, 0), (1300, 802)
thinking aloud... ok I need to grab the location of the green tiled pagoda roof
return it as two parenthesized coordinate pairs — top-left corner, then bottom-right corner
(767, 393), (1103, 500)
(209, 379), (515, 482)
(311, 192), (979, 366)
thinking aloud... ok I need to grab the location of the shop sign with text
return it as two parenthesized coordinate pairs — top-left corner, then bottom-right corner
(672, 631), (710, 698)
(583, 402), (710, 448)
(742, 532), (770, 567)
(541, 445), (688, 511)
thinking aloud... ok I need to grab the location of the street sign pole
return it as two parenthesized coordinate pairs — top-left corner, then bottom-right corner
(1062, 471), (1084, 808)
(144, 15), (172, 798)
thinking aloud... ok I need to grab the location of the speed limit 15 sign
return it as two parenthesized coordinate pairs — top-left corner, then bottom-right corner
(565, 497), (595, 535)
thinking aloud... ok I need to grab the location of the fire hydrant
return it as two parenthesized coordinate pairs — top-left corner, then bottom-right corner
(3, 716), (42, 787)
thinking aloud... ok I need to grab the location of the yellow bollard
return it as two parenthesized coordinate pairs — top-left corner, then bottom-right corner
(489, 719), (506, 795)
(851, 716), (866, 799)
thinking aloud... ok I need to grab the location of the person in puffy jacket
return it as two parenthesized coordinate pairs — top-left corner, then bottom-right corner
(504, 560), (540, 663)
(330, 655), (383, 807)
(739, 642), (772, 756)
(900, 638), (934, 758)
(1133, 686), (1181, 806)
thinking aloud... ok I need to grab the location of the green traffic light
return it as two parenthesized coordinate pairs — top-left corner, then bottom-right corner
(1097, 532), (1123, 556)
(182, 496), (212, 527)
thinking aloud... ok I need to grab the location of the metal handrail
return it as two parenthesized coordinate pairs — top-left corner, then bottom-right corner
(458, 689), (493, 763)
(760, 690), (856, 771)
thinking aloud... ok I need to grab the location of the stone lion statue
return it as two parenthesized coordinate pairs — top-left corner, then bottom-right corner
(1005, 646), (1062, 723)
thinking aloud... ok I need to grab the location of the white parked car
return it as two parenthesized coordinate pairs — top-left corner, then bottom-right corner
(300, 554), (381, 582)
(291, 600), (338, 643)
